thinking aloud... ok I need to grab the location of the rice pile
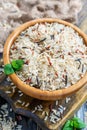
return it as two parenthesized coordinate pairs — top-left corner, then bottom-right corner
(10, 22), (87, 91)
(0, 103), (22, 130)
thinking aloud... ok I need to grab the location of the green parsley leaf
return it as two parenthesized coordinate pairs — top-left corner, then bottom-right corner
(62, 117), (86, 130)
(70, 120), (74, 127)
(11, 60), (24, 71)
(71, 117), (86, 129)
(62, 120), (73, 130)
(4, 64), (14, 75)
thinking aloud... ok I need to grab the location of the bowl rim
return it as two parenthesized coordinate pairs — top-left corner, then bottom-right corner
(3, 18), (87, 100)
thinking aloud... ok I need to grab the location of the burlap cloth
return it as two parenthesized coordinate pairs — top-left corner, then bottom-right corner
(0, 0), (82, 53)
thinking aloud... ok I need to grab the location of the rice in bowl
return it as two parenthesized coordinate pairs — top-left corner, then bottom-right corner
(10, 22), (87, 91)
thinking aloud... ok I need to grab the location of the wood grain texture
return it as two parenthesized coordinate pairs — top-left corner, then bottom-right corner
(3, 18), (87, 101)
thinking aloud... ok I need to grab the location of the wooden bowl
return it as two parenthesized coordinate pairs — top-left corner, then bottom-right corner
(3, 18), (87, 100)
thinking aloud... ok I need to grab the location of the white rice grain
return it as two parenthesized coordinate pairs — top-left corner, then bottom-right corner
(65, 97), (71, 103)
(17, 100), (22, 104)
(19, 93), (23, 97)
(5, 91), (11, 94)
(25, 103), (30, 107)
(56, 100), (59, 106)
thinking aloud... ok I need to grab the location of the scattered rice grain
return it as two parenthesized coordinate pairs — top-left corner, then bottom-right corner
(19, 93), (23, 97)
(5, 91), (11, 94)
(44, 116), (48, 121)
(17, 100), (22, 104)
(56, 100), (59, 106)
(25, 103), (30, 107)
(65, 97), (71, 103)
(21, 102), (25, 106)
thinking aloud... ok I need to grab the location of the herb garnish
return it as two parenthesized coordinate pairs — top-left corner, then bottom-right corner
(62, 117), (86, 130)
(4, 64), (14, 75)
(11, 60), (24, 71)
(4, 59), (24, 75)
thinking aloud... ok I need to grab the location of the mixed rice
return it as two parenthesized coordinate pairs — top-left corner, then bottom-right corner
(10, 22), (87, 90)
(0, 103), (22, 130)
